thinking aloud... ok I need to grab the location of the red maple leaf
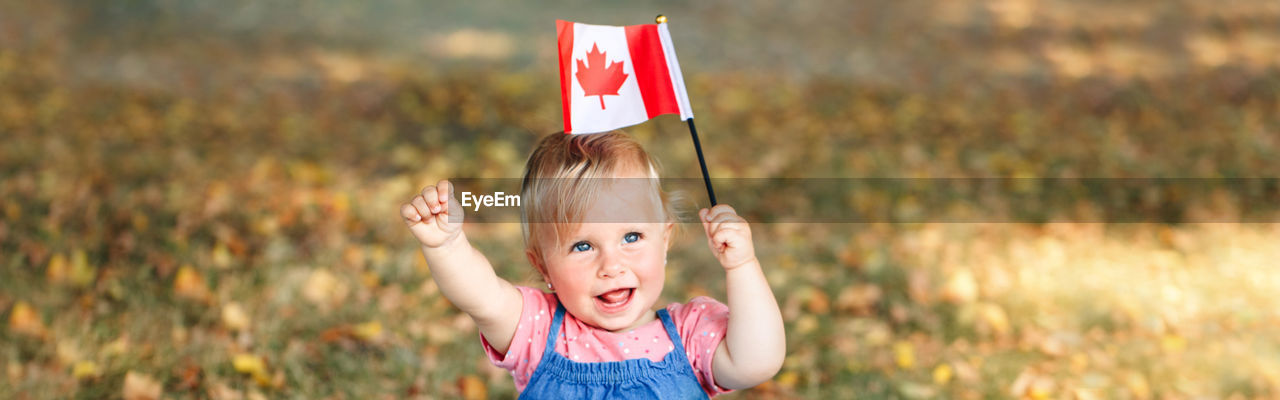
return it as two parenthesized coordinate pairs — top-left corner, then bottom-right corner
(575, 43), (629, 109)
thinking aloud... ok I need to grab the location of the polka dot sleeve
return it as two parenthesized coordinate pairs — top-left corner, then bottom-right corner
(668, 296), (734, 395)
(479, 286), (555, 391)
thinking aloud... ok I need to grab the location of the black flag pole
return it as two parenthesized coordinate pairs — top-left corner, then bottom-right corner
(656, 14), (718, 207)
(686, 118), (718, 206)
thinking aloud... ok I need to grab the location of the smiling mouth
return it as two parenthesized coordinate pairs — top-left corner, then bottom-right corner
(595, 288), (634, 313)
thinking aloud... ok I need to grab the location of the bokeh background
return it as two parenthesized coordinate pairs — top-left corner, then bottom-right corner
(3, 0), (1280, 398)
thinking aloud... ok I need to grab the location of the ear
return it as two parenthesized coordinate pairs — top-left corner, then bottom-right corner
(663, 221), (675, 251)
(525, 248), (551, 284)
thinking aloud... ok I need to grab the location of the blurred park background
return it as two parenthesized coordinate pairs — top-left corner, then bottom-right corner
(3, 0), (1280, 398)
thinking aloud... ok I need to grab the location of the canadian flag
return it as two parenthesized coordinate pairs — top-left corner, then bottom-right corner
(557, 20), (694, 134)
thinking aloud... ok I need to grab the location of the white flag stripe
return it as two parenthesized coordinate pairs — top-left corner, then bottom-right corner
(569, 22), (649, 134)
(657, 23), (693, 120)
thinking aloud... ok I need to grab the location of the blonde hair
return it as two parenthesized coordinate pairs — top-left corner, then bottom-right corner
(520, 130), (678, 264)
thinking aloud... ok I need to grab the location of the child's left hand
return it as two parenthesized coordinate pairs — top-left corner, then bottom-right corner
(700, 204), (758, 271)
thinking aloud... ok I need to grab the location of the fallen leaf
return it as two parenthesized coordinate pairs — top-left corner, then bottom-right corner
(1028, 376), (1055, 399)
(232, 353), (266, 376)
(72, 361), (100, 380)
(1039, 335), (1066, 357)
(222, 302), (250, 331)
(104, 336), (130, 358)
(353, 320), (383, 343)
(8, 301), (47, 338)
(933, 363), (953, 384)
(69, 249), (96, 288)
(1010, 369), (1035, 398)
(774, 371), (800, 390)
(894, 341), (916, 369)
(1073, 388), (1101, 400)
(1124, 371), (1151, 400)
(232, 353), (273, 387)
(941, 268), (978, 304)
(805, 287), (830, 314)
(302, 269), (348, 307)
(458, 374), (487, 400)
(123, 371), (163, 400)
(978, 302), (1011, 336)
(794, 314), (819, 336)
(207, 381), (243, 400)
(212, 243), (233, 269)
(1160, 333), (1186, 354)
(46, 253), (68, 284)
(174, 265), (212, 303)
(175, 363), (203, 390)
(835, 284), (882, 314)
(56, 339), (83, 365)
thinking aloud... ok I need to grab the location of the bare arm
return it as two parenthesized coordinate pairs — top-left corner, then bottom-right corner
(699, 205), (786, 389)
(402, 180), (524, 354)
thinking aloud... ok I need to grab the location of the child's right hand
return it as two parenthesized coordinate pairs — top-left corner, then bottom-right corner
(401, 179), (464, 248)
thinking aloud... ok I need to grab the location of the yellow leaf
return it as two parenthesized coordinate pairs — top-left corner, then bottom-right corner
(123, 371), (163, 400)
(302, 269), (348, 307)
(979, 303), (1011, 336)
(941, 268), (978, 304)
(353, 320), (383, 343)
(212, 243), (233, 269)
(361, 271), (380, 289)
(894, 341), (915, 369)
(56, 339), (83, 365)
(8, 301), (47, 338)
(1160, 334), (1186, 354)
(774, 371), (800, 390)
(332, 192), (350, 216)
(174, 265), (211, 303)
(72, 361), (100, 379)
(232, 353), (273, 387)
(1124, 371), (1151, 400)
(232, 354), (267, 376)
(4, 200), (19, 221)
(1028, 376), (1056, 399)
(933, 363), (953, 384)
(369, 245), (389, 266)
(221, 302), (250, 331)
(103, 336), (130, 358)
(794, 315), (818, 336)
(46, 253), (68, 283)
(69, 249), (95, 288)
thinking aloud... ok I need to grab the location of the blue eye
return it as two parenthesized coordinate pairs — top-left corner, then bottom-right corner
(572, 241), (592, 253)
(623, 232), (641, 244)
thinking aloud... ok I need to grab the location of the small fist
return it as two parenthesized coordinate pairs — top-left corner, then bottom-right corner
(401, 179), (464, 248)
(699, 204), (757, 270)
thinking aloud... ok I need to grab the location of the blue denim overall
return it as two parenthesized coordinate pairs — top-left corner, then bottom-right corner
(518, 304), (711, 399)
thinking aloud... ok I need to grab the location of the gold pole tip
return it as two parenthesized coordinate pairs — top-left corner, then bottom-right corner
(655, 15), (667, 24)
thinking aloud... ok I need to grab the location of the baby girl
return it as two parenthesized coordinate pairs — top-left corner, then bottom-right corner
(400, 131), (784, 398)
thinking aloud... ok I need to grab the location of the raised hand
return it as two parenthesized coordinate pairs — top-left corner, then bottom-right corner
(401, 179), (464, 248)
(699, 204), (757, 270)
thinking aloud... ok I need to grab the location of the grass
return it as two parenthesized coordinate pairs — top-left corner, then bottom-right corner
(4, 0), (1280, 399)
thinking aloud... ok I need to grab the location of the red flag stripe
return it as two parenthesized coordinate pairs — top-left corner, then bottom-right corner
(624, 24), (680, 120)
(556, 20), (575, 133)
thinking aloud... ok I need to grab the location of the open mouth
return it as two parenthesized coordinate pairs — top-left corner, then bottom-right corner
(594, 288), (634, 313)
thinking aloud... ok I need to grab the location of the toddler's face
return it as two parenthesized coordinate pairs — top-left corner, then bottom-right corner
(533, 169), (672, 333)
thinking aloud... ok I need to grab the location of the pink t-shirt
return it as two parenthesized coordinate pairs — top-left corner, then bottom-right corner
(481, 286), (733, 396)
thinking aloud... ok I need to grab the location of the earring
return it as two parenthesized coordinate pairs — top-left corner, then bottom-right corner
(547, 282), (554, 291)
